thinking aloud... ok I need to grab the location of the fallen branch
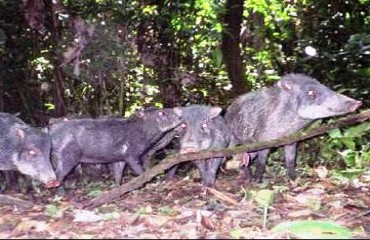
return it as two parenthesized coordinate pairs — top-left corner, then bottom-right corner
(206, 187), (239, 206)
(85, 109), (370, 209)
(0, 194), (34, 210)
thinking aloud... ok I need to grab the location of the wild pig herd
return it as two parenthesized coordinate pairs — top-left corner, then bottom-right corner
(0, 74), (362, 193)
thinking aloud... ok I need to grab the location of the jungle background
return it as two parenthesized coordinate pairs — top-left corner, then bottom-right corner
(1, 0), (370, 238)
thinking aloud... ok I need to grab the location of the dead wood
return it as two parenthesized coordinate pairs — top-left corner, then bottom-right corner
(206, 187), (239, 206)
(0, 194), (34, 210)
(85, 109), (370, 209)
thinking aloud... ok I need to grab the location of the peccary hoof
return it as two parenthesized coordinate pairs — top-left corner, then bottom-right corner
(202, 179), (216, 188)
(45, 180), (61, 188)
(253, 176), (264, 183)
(287, 170), (297, 181)
(241, 167), (253, 182)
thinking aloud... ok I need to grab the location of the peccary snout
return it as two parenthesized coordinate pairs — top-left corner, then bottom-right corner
(349, 100), (362, 112)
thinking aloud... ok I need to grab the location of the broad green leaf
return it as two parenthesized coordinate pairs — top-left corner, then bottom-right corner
(363, 67), (370, 77)
(87, 189), (103, 198)
(341, 137), (356, 150)
(252, 189), (275, 207)
(229, 229), (245, 239)
(328, 129), (342, 138)
(337, 168), (365, 179)
(271, 220), (352, 239)
(158, 206), (178, 216)
(343, 122), (370, 138)
(44, 204), (63, 218)
(211, 48), (223, 68)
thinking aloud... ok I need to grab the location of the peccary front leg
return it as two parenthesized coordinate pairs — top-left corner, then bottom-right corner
(54, 143), (81, 183)
(240, 152), (257, 182)
(109, 161), (126, 185)
(284, 143), (298, 180)
(167, 165), (178, 179)
(141, 131), (179, 170)
(195, 160), (207, 184)
(253, 148), (271, 183)
(141, 149), (156, 170)
(53, 142), (81, 194)
(202, 158), (222, 187)
(124, 156), (144, 175)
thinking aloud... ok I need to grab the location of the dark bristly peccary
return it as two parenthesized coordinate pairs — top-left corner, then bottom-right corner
(49, 108), (184, 186)
(141, 105), (232, 187)
(109, 113), (186, 185)
(140, 128), (182, 171)
(0, 112), (60, 188)
(224, 73), (362, 182)
(177, 105), (232, 187)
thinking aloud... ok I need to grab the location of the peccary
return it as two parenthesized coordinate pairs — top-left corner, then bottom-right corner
(49, 108), (184, 185)
(139, 105), (232, 187)
(0, 112), (60, 188)
(47, 114), (138, 186)
(224, 73), (362, 182)
(45, 115), (114, 185)
(109, 116), (185, 185)
(176, 105), (232, 187)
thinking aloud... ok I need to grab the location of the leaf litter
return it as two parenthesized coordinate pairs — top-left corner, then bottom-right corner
(0, 166), (370, 239)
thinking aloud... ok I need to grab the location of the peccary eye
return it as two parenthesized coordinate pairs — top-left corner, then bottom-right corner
(202, 123), (208, 129)
(307, 90), (316, 96)
(28, 149), (37, 156)
(158, 111), (165, 116)
(181, 123), (187, 128)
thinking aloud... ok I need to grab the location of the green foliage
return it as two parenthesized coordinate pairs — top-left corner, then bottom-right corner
(158, 206), (178, 216)
(229, 229), (246, 239)
(44, 204), (64, 218)
(102, 211), (120, 221)
(271, 220), (353, 239)
(0, 0), (369, 137)
(83, 181), (106, 197)
(241, 0), (297, 88)
(136, 205), (153, 215)
(251, 189), (275, 229)
(321, 122), (370, 170)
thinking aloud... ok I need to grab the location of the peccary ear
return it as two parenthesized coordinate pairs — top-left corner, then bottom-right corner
(134, 110), (145, 118)
(209, 107), (223, 119)
(277, 79), (292, 91)
(15, 128), (26, 140)
(173, 107), (183, 116)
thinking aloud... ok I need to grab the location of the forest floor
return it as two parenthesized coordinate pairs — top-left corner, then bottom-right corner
(1, 164), (370, 239)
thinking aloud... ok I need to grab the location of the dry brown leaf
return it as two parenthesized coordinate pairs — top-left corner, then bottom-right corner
(358, 194), (370, 206)
(314, 166), (329, 179)
(144, 215), (170, 228)
(206, 187), (239, 206)
(13, 219), (38, 232)
(200, 215), (215, 231)
(287, 209), (314, 218)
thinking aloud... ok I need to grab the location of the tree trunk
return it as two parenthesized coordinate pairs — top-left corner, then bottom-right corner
(0, 76), (3, 111)
(221, 0), (251, 98)
(45, 0), (66, 117)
